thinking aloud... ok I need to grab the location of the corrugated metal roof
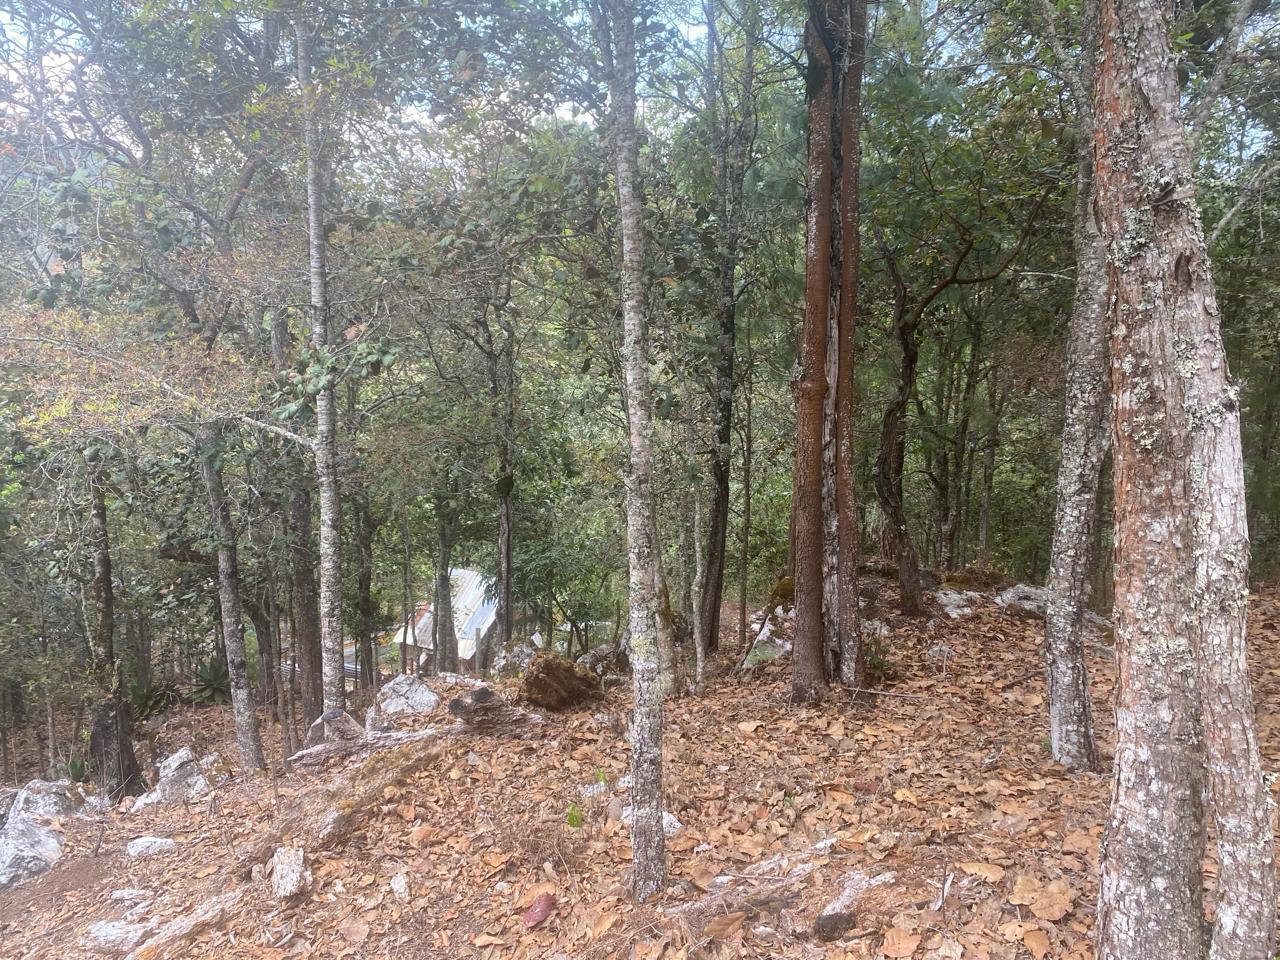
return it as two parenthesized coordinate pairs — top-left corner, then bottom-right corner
(387, 568), (496, 662)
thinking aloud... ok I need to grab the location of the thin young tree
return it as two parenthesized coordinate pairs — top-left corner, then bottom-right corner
(195, 423), (266, 770)
(295, 10), (346, 714)
(1035, 0), (1105, 772)
(1092, 0), (1277, 956)
(591, 0), (671, 900)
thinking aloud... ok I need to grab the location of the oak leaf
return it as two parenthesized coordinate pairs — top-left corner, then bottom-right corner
(881, 927), (922, 957)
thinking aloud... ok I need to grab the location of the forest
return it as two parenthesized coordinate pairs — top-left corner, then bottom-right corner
(0, 0), (1278, 957)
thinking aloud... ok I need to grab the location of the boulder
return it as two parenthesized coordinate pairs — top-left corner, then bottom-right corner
(126, 836), (176, 858)
(269, 846), (311, 902)
(521, 652), (602, 710)
(577, 643), (627, 679)
(742, 618), (791, 667)
(130, 748), (217, 812)
(301, 709), (366, 750)
(375, 674), (440, 716)
(932, 589), (983, 619)
(492, 636), (536, 679)
(995, 583), (1049, 618)
(84, 920), (154, 956)
(0, 779), (87, 888)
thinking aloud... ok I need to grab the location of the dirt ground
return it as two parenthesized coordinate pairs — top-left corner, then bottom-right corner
(3, 577), (1279, 960)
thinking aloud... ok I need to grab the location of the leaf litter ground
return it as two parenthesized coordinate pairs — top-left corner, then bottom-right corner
(4, 578), (1280, 959)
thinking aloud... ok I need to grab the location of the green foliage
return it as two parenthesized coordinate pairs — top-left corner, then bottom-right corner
(126, 677), (180, 721)
(184, 657), (231, 706)
(566, 802), (584, 829)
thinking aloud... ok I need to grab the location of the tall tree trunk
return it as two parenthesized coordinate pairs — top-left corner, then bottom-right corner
(1043, 170), (1107, 769)
(85, 462), (145, 800)
(832, 0), (866, 687)
(943, 317), (981, 571)
(738, 322), (754, 653)
(295, 13), (345, 714)
(433, 496), (458, 674)
(352, 494), (381, 690)
(874, 310), (926, 616)
(694, 0), (755, 666)
(288, 488), (323, 723)
(269, 310), (324, 724)
(792, 9), (834, 705)
(1093, 0), (1277, 956)
(196, 424), (266, 770)
(1040, 0), (1105, 772)
(977, 368), (1006, 565)
(593, 0), (671, 901)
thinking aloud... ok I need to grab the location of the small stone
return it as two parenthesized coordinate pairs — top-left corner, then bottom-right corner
(126, 837), (176, 858)
(389, 872), (410, 902)
(270, 846), (311, 901)
(109, 889), (152, 903)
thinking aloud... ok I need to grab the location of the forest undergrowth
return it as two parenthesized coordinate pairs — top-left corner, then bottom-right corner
(4, 576), (1280, 960)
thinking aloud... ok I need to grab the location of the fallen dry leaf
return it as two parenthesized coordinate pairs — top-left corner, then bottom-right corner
(957, 861), (1005, 882)
(522, 892), (556, 928)
(1023, 928), (1051, 959)
(882, 926), (922, 958)
(339, 916), (370, 944)
(1030, 879), (1075, 921)
(704, 910), (747, 940)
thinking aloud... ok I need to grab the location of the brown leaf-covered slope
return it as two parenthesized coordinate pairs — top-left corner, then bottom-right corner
(4, 582), (1280, 960)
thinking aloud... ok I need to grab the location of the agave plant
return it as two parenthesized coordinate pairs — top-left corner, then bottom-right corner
(184, 657), (231, 705)
(125, 677), (179, 720)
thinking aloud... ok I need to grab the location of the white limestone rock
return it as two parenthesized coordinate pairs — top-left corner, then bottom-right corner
(131, 748), (214, 812)
(126, 836), (176, 858)
(375, 674), (440, 716)
(995, 583), (1049, 618)
(84, 920), (154, 956)
(269, 846), (311, 901)
(0, 779), (86, 888)
(933, 589), (984, 619)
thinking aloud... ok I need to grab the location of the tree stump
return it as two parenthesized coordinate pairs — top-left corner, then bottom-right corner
(520, 652), (602, 710)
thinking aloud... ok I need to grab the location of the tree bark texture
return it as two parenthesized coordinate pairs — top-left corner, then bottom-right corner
(269, 309), (324, 724)
(693, 0), (754, 668)
(295, 13), (345, 715)
(595, 0), (670, 901)
(1042, 0), (1105, 773)
(86, 463), (146, 799)
(196, 424), (266, 771)
(1093, 0), (1277, 956)
(433, 494), (458, 674)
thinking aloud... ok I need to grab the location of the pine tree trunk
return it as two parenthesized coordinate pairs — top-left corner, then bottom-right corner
(1041, 0), (1105, 771)
(791, 13), (835, 705)
(295, 13), (345, 715)
(196, 424), (266, 771)
(1093, 0), (1277, 955)
(594, 0), (670, 901)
